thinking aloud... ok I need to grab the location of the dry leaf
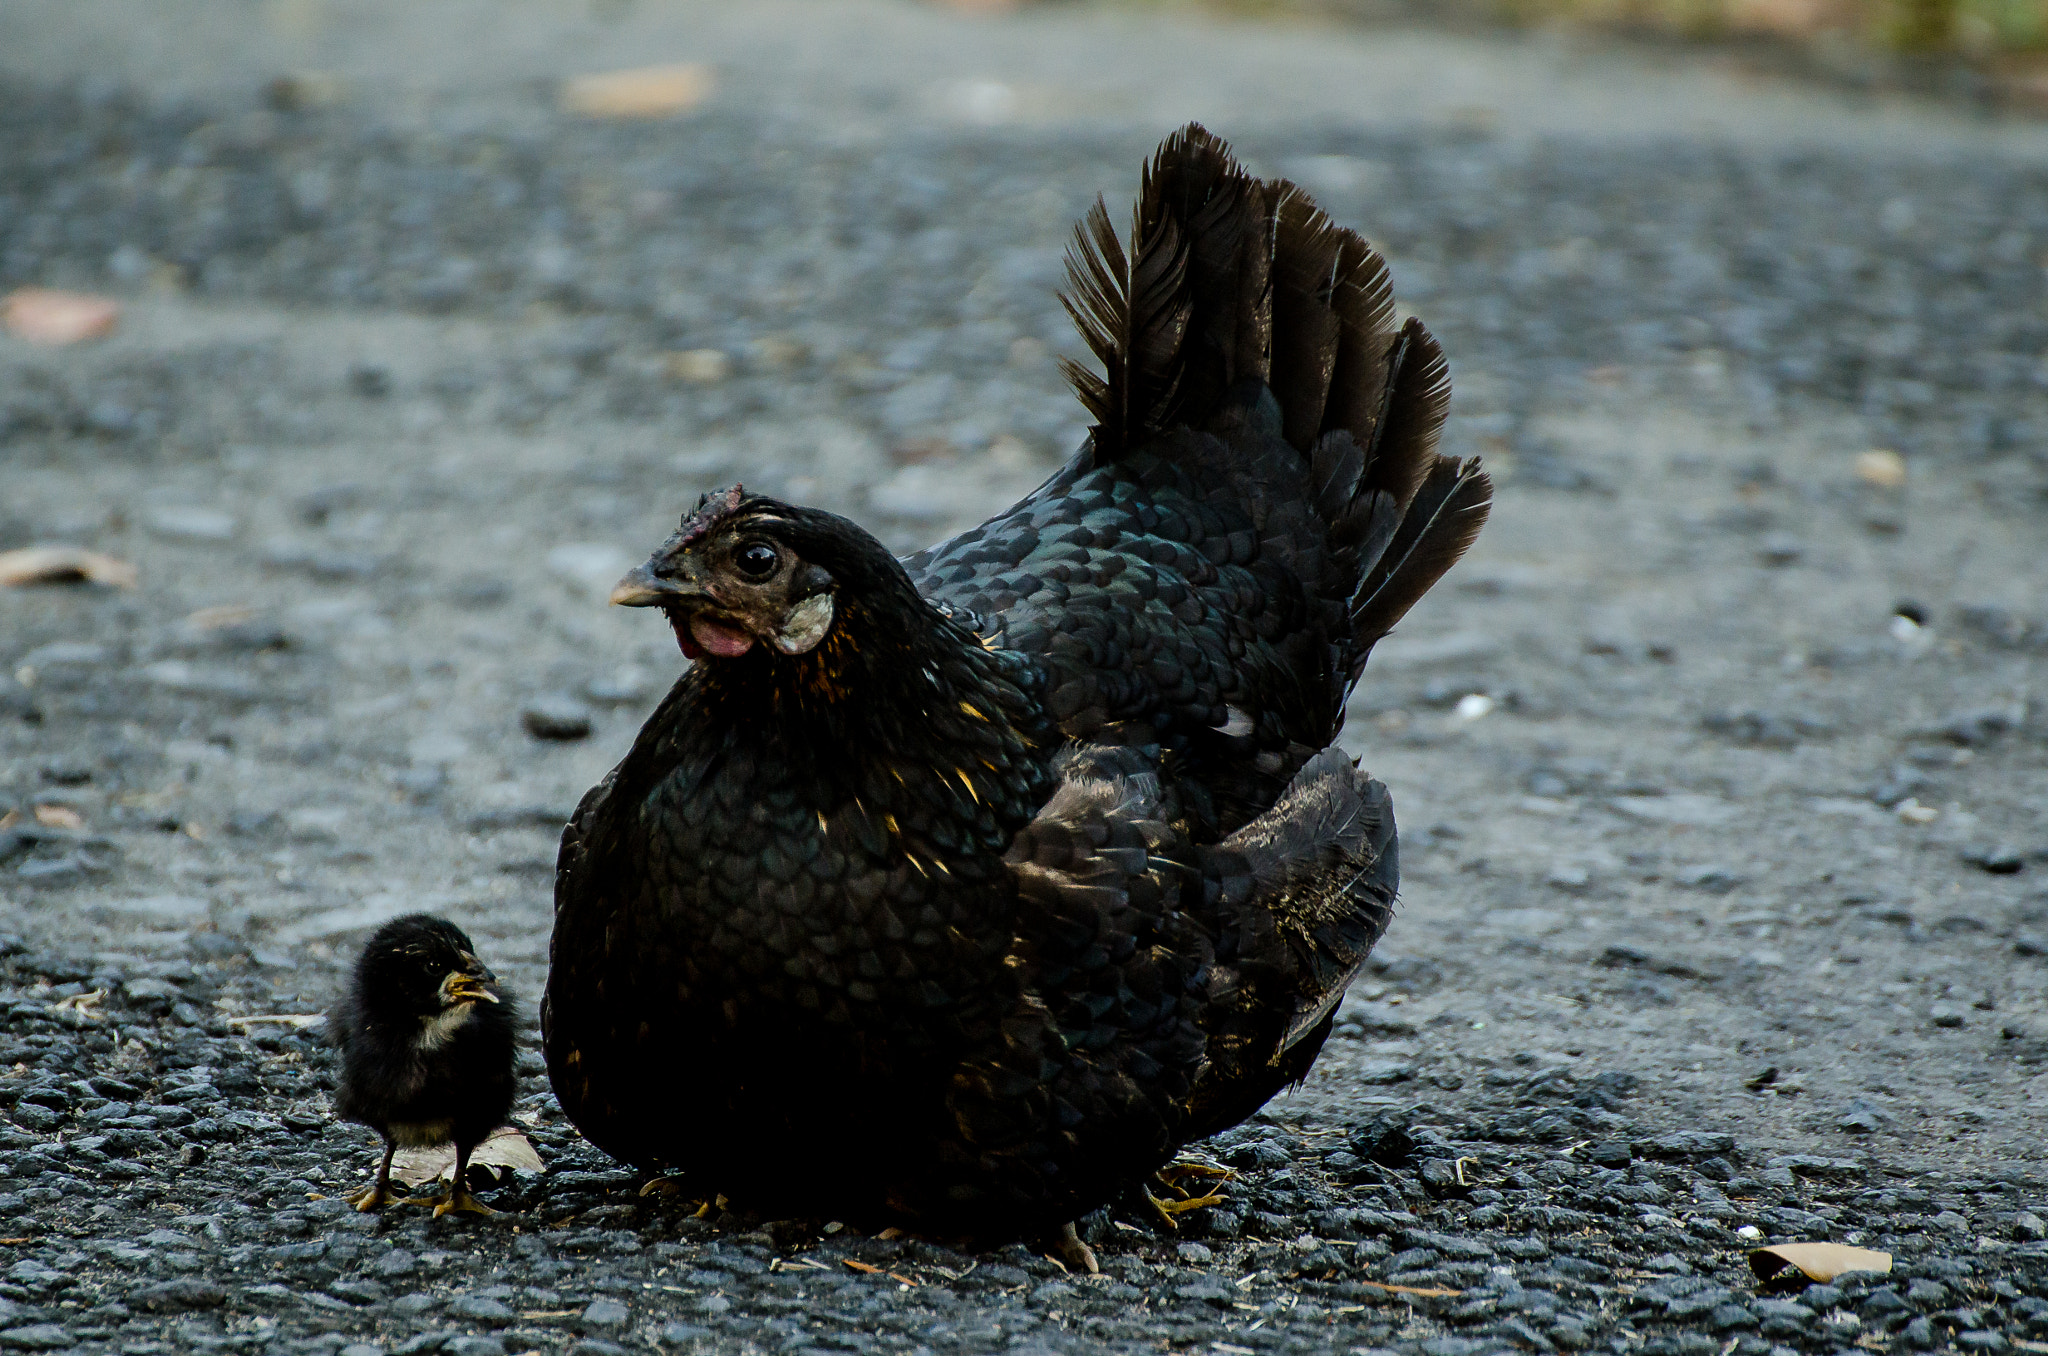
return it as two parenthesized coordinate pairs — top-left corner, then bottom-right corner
(1355, 1278), (1464, 1299)
(1, 288), (120, 345)
(1750, 1242), (1892, 1288)
(31, 805), (83, 830)
(665, 349), (730, 383)
(389, 1124), (545, 1189)
(561, 64), (713, 119)
(842, 1258), (918, 1286)
(1855, 449), (1907, 488)
(183, 603), (258, 631)
(0, 546), (139, 589)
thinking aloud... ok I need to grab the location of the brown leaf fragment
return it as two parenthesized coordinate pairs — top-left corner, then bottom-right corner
(0, 546), (139, 589)
(1750, 1242), (1892, 1288)
(183, 603), (257, 631)
(1855, 449), (1907, 488)
(560, 64), (713, 119)
(1, 288), (120, 345)
(389, 1124), (545, 1189)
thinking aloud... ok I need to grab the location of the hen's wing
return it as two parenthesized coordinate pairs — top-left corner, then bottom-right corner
(1183, 746), (1398, 1138)
(946, 739), (1397, 1220)
(908, 124), (1489, 836)
(930, 743), (1213, 1226)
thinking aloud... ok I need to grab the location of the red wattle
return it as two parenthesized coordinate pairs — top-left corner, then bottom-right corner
(688, 615), (755, 658)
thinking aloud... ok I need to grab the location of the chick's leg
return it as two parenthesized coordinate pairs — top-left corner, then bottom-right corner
(347, 1140), (397, 1212)
(426, 1139), (497, 1217)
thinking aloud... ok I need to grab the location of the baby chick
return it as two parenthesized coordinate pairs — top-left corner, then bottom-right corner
(330, 914), (517, 1215)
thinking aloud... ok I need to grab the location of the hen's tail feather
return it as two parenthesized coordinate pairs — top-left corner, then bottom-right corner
(1061, 125), (1426, 481)
(1320, 232), (1400, 451)
(1058, 122), (1489, 713)
(1141, 127), (1272, 419)
(1058, 197), (1193, 447)
(1267, 187), (1347, 454)
(1361, 318), (1453, 511)
(1349, 457), (1495, 672)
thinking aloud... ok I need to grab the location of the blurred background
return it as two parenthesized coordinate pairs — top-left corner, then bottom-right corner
(0, 0), (2044, 1166)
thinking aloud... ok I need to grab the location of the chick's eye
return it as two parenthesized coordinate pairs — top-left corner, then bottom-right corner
(735, 543), (779, 578)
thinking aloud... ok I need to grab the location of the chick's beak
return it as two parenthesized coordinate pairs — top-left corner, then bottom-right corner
(439, 968), (501, 1006)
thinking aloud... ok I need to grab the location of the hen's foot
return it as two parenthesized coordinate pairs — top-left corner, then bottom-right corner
(1054, 1221), (1101, 1275)
(1145, 1188), (1227, 1229)
(346, 1185), (390, 1212)
(1145, 1156), (1237, 1227)
(1156, 1158), (1237, 1190)
(637, 1174), (698, 1201)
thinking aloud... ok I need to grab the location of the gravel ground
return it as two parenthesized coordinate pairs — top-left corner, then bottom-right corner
(1, 2), (2046, 1353)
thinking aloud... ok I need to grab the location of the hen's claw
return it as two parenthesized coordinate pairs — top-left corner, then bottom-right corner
(638, 1175), (698, 1200)
(346, 1184), (389, 1213)
(1055, 1221), (1101, 1275)
(1157, 1159), (1237, 1188)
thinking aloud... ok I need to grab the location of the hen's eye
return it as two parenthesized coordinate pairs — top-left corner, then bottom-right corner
(735, 543), (779, 578)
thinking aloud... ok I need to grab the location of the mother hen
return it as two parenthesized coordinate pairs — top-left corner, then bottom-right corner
(544, 124), (1490, 1260)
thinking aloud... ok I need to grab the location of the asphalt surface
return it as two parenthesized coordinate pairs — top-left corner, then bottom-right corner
(0, 1), (2045, 1353)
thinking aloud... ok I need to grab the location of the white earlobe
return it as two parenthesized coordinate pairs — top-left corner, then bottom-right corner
(772, 593), (835, 654)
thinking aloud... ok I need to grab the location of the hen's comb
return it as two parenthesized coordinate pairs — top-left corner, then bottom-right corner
(676, 484), (746, 548)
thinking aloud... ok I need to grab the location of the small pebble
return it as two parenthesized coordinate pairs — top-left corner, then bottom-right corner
(1757, 534), (1803, 566)
(1960, 843), (2024, 874)
(522, 695), (594, 741)
(582, 1298), (630, 1330)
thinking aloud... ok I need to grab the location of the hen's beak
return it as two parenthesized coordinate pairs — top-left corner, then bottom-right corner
(611, 562), (695, 608)
(440, 969), (501, 1006)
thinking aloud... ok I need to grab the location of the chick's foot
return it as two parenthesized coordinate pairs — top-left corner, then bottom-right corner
(408, 1186), (496, 1217)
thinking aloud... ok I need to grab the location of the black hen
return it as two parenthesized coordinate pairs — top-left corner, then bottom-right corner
(545, 125), (1490, 1251)
(331, 914), (517, 1216)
